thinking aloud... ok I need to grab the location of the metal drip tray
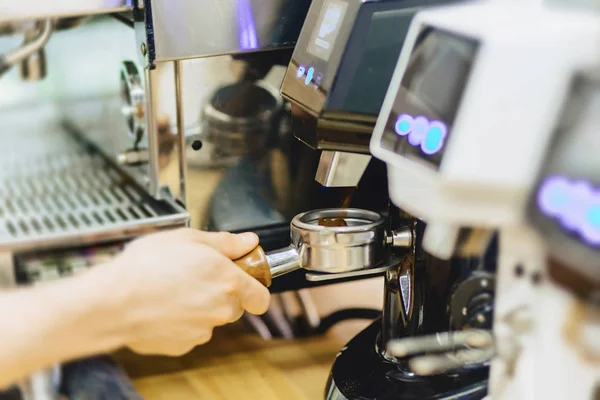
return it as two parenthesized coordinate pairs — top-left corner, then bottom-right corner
(0, 109), (189, 252)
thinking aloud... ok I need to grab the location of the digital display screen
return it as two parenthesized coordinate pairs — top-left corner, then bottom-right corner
(307, 0), (349, 62)
(380, 28), (479, 169)
(529, 73), (600, 251)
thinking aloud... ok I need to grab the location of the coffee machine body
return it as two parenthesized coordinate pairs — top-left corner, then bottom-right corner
(0, 1), (328, 398)
(278, 0), (498, 399)
(370, 2), (600, 399)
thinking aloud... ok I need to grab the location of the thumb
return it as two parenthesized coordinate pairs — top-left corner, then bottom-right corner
(184, 230), (259, 259)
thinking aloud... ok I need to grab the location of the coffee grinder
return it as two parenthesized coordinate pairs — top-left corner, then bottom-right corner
(370, 1), (600, 399)
(276, 0), (495, 398)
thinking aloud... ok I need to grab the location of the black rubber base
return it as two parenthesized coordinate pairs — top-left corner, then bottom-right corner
(326, 319), (489, 400)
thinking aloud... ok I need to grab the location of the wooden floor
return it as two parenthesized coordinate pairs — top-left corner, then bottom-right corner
(115, 280), (383, 400)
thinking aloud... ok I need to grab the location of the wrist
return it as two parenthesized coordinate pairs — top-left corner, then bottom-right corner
(46, 261), (132, 357)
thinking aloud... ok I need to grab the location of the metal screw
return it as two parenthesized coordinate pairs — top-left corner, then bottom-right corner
(191, 140), (203, 151)
(514, 264), (525, 277)
(481, 279), (489, 288)
(140, 43), (147, 56)
(476, 314), (486, 325)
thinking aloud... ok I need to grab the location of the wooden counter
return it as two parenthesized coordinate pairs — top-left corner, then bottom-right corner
(135, 141), (383, 399)
(116, 320), (369, 400)
(116, 281), (383, 400)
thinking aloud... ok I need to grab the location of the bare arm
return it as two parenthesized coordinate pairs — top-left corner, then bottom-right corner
(0, 264), (126, 388)
(0, 229), (270, 389)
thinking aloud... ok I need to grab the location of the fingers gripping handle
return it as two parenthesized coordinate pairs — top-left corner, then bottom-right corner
(234, 245), (272, 287)
(234, 245), (302, 287)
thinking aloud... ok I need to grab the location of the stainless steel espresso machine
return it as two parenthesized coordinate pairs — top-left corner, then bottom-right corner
(1, 1), (494, 400)
(0, 1), (319, 399)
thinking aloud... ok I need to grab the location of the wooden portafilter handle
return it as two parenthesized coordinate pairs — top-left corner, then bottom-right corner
(233, 245), (272, 287)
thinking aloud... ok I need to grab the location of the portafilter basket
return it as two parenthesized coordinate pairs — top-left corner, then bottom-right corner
(234, 208), (412, 287)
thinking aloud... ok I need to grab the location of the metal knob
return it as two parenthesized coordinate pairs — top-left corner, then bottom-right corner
(386, 330), (495, 376)
(386, 227), (413, 248)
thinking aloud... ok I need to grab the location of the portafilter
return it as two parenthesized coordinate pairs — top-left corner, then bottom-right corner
(234, 208), (413, 286)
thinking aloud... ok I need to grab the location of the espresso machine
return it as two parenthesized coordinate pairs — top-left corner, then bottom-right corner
(368, 1), (600, 399)
(0, 1), (327, 398)
(0, 0), (436, 398)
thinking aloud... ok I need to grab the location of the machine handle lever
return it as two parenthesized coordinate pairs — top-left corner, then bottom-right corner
(233, 245), (301, 287)
(234, 245), (273, 287)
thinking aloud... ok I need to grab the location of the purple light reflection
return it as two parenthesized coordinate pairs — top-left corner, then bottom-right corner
(237, 0), (259, 50)
(537, 175), (600, 246)
(421, 121), (447, 155)
(408, 116), (429, 146)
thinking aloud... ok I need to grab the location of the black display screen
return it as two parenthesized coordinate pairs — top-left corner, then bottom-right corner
(380, 28), (479, 169)
(529, 72), (600, 255)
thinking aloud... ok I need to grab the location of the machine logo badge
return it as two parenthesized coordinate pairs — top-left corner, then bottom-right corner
(537, 175), (600, 246)
(394, 114), (447, 155)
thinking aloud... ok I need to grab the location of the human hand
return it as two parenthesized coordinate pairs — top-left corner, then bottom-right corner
(103, 228), (270, 356)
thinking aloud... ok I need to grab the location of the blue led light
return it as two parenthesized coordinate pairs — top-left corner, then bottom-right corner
(544, 185), (570, 212)
(297, 66), (306, 78)
(423, 127), (442, 151)
(393, 114), (447, 155)
(408, 116), (428, 146)
(305, 67), (314, 85)
(394, 114), (413, 136)
(587, 206), (600, 228)
(421, 122), (447, 155)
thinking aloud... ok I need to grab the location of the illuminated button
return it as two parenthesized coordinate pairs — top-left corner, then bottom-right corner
(421, 121), (447, 155)
(581, 199), (600, 245)
(394, 114), (413, 136)
(588, 206), (600, 228)
(408, 116), (428, 146)
(305, 67), (314, 85)
(297, 66), (306, 78)
(582, 203), (600, 245)
(315, 73), (323, 86)
(560, 181), (593, 231)
(537, 176), (572, 217)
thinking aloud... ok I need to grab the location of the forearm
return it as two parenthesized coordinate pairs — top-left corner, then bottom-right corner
(0, 263), (128, 388)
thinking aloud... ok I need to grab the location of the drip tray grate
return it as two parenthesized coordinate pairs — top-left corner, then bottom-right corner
(0, 114), (188, 252)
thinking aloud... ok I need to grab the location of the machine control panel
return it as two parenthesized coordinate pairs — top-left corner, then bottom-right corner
(529, 71), (600, 272)
(282, 0), (422, 115)
(379, 28), (478, 169)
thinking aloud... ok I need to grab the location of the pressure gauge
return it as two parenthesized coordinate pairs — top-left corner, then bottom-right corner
(370, 0), (600, 258)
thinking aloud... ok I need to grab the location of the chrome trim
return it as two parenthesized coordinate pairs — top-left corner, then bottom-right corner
(135, 0), (309, 66)
(173, 60), (187, 206)
(315, 151), (371, 187)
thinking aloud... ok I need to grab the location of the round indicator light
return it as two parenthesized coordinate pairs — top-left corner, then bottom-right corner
(421, 121), (447, 155)
(408, 116), (428, 146)
(582, 203), (600, 245)
(297, 66), (306, 78)
(394, 114), (413, 136)
(587, 206), (600, 228)
(538, 176), (571, 217)
(557, 181), (593, 231)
